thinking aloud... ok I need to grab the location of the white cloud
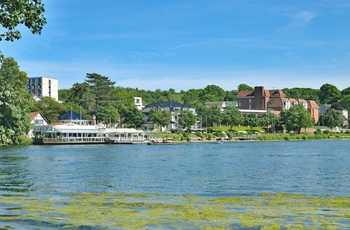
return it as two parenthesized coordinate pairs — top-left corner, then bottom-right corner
(292, 11), (317, 24)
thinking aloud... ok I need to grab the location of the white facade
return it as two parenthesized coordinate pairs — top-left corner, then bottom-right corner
(27, 77), (59, 101)
(134, 97), (143, 110)
(29, 112), (49, 138)
(143, 101), (200, 131)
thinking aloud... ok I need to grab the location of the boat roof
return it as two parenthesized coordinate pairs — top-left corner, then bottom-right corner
(105, 128), (145, 134)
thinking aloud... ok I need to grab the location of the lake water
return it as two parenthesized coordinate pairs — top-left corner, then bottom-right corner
(1, 140), (350, 229)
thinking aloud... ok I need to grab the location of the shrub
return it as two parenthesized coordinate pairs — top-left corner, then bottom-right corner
(195, 131), (202, 138)
(13, 135), (33, 145)
(207, 133), (214, 140)
(314, 129), (321, 135)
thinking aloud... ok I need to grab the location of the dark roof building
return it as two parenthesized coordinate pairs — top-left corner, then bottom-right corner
(59, 111), (86, 121)
(142, 101), (195, 114)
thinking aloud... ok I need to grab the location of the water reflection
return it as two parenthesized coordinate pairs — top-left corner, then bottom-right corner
(0, 147), (33, 194)
(2, 140), (350, 229)
(1, 140), (350, 196)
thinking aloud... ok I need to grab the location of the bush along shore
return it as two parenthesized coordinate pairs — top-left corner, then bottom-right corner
(146, 128), (350, 143)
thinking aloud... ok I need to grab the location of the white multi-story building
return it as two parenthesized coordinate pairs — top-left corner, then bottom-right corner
(26, 77), (59, 101)
(134, 97), (143, 110)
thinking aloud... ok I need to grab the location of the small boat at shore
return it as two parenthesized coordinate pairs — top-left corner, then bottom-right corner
(147, 138), (187, 145)
(215, 138), (223, 144)
(239, 136), (256, 141)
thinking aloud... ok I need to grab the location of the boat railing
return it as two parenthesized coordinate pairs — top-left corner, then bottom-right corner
(108, 136), (145, 143)
(43, 137), (106, 143)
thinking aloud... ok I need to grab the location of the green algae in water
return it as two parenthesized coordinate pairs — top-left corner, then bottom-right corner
(1, 192), (350, 229)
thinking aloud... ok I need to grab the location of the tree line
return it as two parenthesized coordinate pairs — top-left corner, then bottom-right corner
(0, 1), (349, 144)
(1, 55), (349, 145)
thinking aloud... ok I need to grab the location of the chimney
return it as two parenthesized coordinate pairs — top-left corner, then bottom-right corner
(254, 86), (265, 109)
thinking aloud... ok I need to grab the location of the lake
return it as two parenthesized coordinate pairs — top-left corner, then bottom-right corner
(1, 140), (350, 229)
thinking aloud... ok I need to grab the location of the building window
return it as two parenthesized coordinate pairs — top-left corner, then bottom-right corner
(284, 100), (290, 110)
(303, 102), (308, 109)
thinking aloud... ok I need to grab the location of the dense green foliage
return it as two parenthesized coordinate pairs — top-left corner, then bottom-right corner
(319, 83), (342, 104)
(32, 96), (66, 123)
(237, 83), (253, 92)
(282, 87), (319, 103)
(280, 104), (314, 133)
(2, 53), (350, 145)
(222, 106), (243, 129)
(178, 110), (197, 132)
(0, 57), (33, 145)
(0, 0), (46, 41)
(319, 109), (345, 128)
(148, 108), (171, 130)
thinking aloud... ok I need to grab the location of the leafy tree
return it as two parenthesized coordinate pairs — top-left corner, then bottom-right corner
(153, 89), (168, 103)
(283, 87), (320, 102)
(280, 104), (314, 133)
(340, 95), (350, 113)
(243, 113), (260, 130)
(182, 89), (202, 108)
(119, 105), (144, 128)
(238, 83), (253, 92)
(0, 0), (46, 41)
(319, 109), (345, 129)
(95, 105), (119, 127)
(260, 111), (279, 132)
(32, 96), (66, 123)
(224, 90), (238, 101)
(341, 87), (350, 96)
(58, 89), (72, 102)
(201, 85), (226, 102)
(319, 84), (341, 104)
(162, 88), (183, 103)
(222, 106), (243, 129)
(0, 57), (33, 145)
(178, 110), (196, 132)
(199, 106), (222, 127)
(148, 108), (171, 131)
(113, 87), (134, 106)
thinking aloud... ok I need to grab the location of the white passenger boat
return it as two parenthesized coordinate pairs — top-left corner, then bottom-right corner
(33, 123), (107, 145)
(33, 123), (146, 145)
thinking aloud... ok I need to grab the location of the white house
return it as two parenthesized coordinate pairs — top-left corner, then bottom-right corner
(142, 101), (200, 131)
(204, 101), (238, 112)
(29, 112), (49, 138)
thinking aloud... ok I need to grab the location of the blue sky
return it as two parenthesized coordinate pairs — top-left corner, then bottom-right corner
(2, 0), (350, 91)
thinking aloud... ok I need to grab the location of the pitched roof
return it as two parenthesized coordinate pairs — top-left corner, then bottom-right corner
(237, 90), (255, 97)
(58, 111), (86, 120)
(205, 101), (238, 107)
(143, 101), (194, 114)
(30, 112), (50, 125)
(307, 100), (320, 109)
(30, 112), (39, 121)
(266, 89), (286, 98)
(145, 101), (193, 109)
